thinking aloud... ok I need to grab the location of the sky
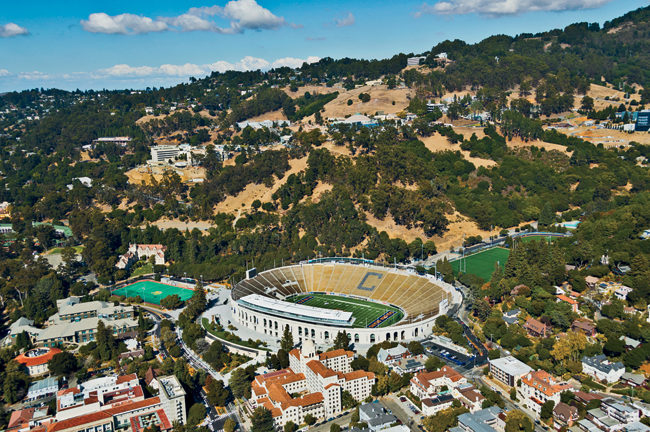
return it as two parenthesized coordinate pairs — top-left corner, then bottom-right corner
(0, 0), (647, 92)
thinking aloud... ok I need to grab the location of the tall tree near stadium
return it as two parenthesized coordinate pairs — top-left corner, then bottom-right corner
(333, 331), (350, 350)
(281, 325), (294, 352)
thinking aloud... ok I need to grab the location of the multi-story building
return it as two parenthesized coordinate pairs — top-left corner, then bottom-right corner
(523, 318), (549, 338)
(582, 354), (625, 383)
(456, 385), (486, 413)
(520, 370), (571, 417)
(26, 377), (59, 401)
(36, 297), (137, 347)
(489, 356), (533, 387)
(116, 244), (166, 269)
(251, 340), (375, 427)
(409, 366), (466, 399)
(553, 402), (579, 430)
(48, 373), (185, 432)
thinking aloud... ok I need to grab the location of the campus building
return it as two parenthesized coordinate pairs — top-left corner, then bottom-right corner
(250, 340), (374, 427)
(49, 373), (185, 432)
(15, 348), (62, 376)
(36, 297), (137, 347)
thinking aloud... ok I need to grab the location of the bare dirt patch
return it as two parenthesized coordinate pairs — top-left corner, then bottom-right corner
(364, 212), (427, 243)
(506, 137), (573, 155)
(148, 218), (214, 232)
(245, 109), (288, 123)
(419, 133), (496, 168)
(125, 166), (206, 185)
(283, 84), (339, 99)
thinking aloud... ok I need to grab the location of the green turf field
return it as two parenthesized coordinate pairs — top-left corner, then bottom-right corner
(285, 293), (403, 328)
(113, 280), (194, 305)
(518, 235), (557, 243)
(451, 247), (510, 281)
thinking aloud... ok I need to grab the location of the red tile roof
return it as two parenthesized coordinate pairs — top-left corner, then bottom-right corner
(319, 349), (353, 360)
(15, 348), (62, 367)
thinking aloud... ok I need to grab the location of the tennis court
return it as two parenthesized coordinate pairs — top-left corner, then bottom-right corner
(451, 247), (510, 281)
(285, 293), (403, 328)
(112, 280), (194, 305)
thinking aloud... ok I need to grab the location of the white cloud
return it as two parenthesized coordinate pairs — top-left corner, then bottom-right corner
(18, 71), (50, 80)
(335, 12), (355, 27)
(96, 55), (320, 79)
(0, 69), (10, 77)
(82, 0), (290, 35)
(415, 0), (612, 16)
(81, 13), (168, 34)
(0, 23), (29, 38)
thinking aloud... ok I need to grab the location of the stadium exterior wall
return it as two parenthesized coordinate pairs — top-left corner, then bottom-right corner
(231, 300), (443, 345)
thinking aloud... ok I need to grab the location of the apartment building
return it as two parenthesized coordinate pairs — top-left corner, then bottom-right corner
(520, 370), (571, 417)
(489, 356), (533, 387)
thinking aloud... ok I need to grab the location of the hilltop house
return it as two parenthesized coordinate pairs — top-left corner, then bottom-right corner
(523, 318), (549, 338)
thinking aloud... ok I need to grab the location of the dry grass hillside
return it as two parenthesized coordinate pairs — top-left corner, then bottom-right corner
(213, 156), (309, 214)
(320, 85), (412, 119)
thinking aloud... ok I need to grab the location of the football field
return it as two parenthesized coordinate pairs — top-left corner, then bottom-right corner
(113, 280), (194, 305)
(285, 293), (403, 328)
(451, 247), (510, 281)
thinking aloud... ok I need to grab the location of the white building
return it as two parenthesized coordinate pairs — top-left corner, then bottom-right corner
(15, 347), (62, 376)
(582, 354), (625, 383)
(26, 376), (59, 400)
(93, 137), (132, 146)
(251, 340), (375, 427)
(377, 345), (410, 365)
(150, 145), (182, 162)
(422, 394), (454, 416)
(489, 356), (533, 387)
(520, 370), (571, 417)
(116, 243), (166, 270)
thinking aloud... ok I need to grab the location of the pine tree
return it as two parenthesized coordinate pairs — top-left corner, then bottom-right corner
(280, 325), (294, 352)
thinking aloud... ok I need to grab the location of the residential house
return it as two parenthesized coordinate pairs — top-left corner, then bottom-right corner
(502, 309), (520, 326)
(523, 318), (549, 338)
(621, 373), (646, 388)
(553, 402), (578, 430)
(451, 406), (505, 432)
(359, 403), (397, 432)
(556, 295), (579, 313)
(6, 407), (52, 432)
(456, 385), (486, 413)
(489, 356), (532, 387)
(377, 345), (410, 366)
(410, 366), (466, 399)
(392, 355), (426, 375)
(571, 319), (596, 337)
(582, 354), (625, 383)
(585, 276), (599, 289)
(421, 394), (454, 416)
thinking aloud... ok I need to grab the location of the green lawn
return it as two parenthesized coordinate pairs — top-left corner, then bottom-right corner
(113, 280), (194, 304)
(285, 293), (403, 328)
(131, 262), (154, 277)
(517, 235), (557, 243)
(451, 247), (510, 281)
(46, 245), (84, 255)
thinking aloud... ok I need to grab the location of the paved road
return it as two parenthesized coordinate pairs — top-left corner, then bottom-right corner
(307, 412), (353, 432)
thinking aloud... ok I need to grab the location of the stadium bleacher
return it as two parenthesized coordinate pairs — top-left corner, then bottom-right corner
(232, 262), (450, 325)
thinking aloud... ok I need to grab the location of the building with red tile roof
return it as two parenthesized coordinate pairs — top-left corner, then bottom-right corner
(251, 340), (374, 427)
(520, 370), (571, 417)
(15, 347), (62, 376)
(556, 295), (579, 312)
(410, 365), (467, 400)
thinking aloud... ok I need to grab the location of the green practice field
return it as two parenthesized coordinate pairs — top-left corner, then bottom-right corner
(518, 234), (560, 243)
(285, 293), (403, 328)
(451, 247), (510, 281)
(113, 280), (194, 305)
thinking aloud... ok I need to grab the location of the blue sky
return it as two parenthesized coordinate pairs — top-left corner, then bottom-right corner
(0, 0), (646, 91)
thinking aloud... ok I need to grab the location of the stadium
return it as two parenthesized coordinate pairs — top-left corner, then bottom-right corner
(231, 258), (461, 345)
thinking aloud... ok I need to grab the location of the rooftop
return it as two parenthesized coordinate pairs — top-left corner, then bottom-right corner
(238, 293), (353, 325)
